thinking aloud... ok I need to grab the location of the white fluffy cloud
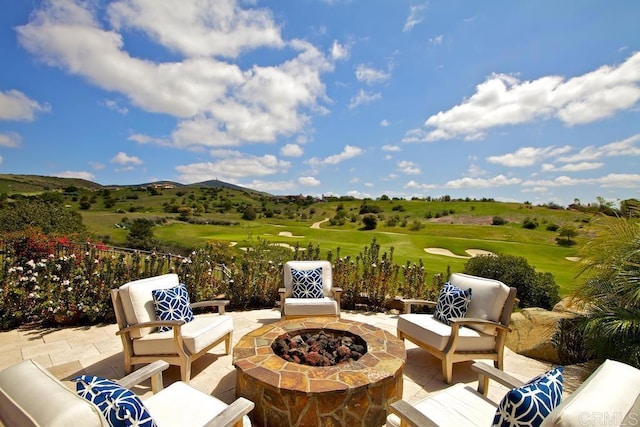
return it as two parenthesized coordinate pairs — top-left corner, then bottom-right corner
(397, 160), (421, 175)
(111, 152), (143, 165)
(523, 173), (640, 188)
(355, 65), (390, 85)
(281, 143), (304, 157)
(445, 175), (522, 189)
(308, 145), (363, 167)
(55, 171), (96, 180)
(176, 150), (290, 183)
(349, 89), (381, 109)
(404, 52), (640, 142)
(403, 4), (427, 32)
(16, 0), (335, 149)
(0, 90), (50, 121)
(0, 132), (22, 148)
(487, 146), (572, 167)
(298, 176), (320, 186)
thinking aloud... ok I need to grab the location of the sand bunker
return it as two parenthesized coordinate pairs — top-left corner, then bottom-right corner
(238, 242), (306, 252)
(424, 248), (496, 259)
(565, 257), (581, 262)
(278, 231), (304, 238)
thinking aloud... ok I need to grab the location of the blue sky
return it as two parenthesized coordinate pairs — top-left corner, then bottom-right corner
(0, 0), (639, 206)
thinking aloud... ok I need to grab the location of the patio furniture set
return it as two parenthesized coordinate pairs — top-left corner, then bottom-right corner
(1, 261), (638, 426)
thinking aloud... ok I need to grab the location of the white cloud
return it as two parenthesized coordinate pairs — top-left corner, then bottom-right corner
(89, 161), (105, 170)
(102, 99), (128, 114)
(543, 162), (604, 172)
(111, 152), (143, 165)
(487, 145), (572, 167)
(403, 4), (427, 32)
(380, 119), (390, 127)
(17, 0), (334, 149)
(55, 171), (96, 180)
(298, 176), (320, 186)
(398, 160), (421, 175)
(244, 179), (296, 192)
(405, 52), (640, 142)
(404, 180), (436, 190)
(429, 34), (443, 45)
(382, 144), (401, 152)
(445, 175), (522, 189)
(107, 0), (284, 58)
(355, 64), (390, 85)
(0, 156), (2, 165)
(331, 40), (349, 60)
(524, 173), (640, 189)
(0, 89), (50, 121)
(348, 89), (381, 109)
(281, 143), (304, 157)
(308, 145), (363, 167)
(0, 132), (22, 148)
(176, 151), (290, 182)
(558, 133), (640, 162)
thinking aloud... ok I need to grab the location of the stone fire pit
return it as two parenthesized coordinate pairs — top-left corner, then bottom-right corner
(233, 317), (406, 427)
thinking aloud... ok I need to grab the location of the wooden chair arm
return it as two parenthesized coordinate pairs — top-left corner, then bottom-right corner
(116, 320), (186, 335)
(449, 317), (511, 332)
(390, 399), (438, 427)
(278, 287), (286, 294)
(203, 397), (255, 427)
(400, 298), (437, 314)
(116, 360), (170, 393)
(191, 299), (230, 314)
(471, 362), (526, 396)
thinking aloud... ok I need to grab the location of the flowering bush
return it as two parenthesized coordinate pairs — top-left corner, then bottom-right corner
(0, 233), (441, 330)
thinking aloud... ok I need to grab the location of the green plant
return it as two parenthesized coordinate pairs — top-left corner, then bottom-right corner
(576, 213), (640, 367)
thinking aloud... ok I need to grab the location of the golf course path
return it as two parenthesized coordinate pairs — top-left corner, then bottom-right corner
(311, 218), (330, 229)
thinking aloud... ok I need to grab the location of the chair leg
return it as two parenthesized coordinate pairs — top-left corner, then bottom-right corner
(180, 362), (192, 384)
(225, 331), (232, 355)
(123, 355), (132, 375)
(442, 357), (453, 384)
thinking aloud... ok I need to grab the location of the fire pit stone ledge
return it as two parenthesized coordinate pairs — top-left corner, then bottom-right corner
(233, 317), (406, 427)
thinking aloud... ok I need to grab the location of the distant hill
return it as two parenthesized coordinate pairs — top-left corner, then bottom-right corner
(0, 174), (103, 193)
(0, 174), (269, 196)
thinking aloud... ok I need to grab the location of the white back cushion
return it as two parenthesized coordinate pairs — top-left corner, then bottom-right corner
(284, 261), (333, 298)
(119, 273), (180, 338)
(449, 273), (510, 333)
(542, 359), (640, 426)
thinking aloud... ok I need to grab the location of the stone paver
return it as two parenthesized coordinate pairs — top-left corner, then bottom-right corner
(0, 308), (580, 424)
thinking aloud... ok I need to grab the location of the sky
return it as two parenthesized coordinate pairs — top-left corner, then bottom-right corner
(0, 0), (639, 206)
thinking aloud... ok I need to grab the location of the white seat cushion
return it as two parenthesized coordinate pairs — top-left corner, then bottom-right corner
(133, 314), (233, 355)
(283, 297), (339, 316)
(386, 383), (496, 427)
(119, 274), (180, 338)
(398, 313), (495, 352)
(144, 381), (251, 427)
(449, 273), (510, 334)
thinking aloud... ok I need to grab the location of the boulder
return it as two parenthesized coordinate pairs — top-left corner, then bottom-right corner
(506, 307), (577, 364)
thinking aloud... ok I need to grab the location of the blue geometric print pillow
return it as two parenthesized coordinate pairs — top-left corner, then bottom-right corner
(151, 283), (194, 332)
(291, 267), (324, 298)
(492, 366), (564, 427)
(433, 282), (472, 325)
(74, 375), (157, 427)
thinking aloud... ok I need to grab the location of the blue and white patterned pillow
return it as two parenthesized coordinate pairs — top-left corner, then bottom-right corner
(433, 282), (472, 325)
(151, 283), (194, 332)
(291, 267), (324, 298)
(74, 375), (157, 427)
(493, 366), (564, 427)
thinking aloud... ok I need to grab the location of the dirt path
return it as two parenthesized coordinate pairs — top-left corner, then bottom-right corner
(311, 218), (330, 229)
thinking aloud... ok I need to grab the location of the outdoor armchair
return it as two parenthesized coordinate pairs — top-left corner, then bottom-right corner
(387, 359), (640, 426)
(397, 273), (517, 383)
(0, 358), (254, 427)
(111, 273), (233, 383)
(279, 260), (342, 319)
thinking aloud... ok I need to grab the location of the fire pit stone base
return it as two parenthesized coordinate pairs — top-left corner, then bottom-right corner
(233, 317), (406, 427)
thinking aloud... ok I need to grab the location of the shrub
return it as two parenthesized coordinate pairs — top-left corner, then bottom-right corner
(463, 254), (560, 309)
(362, 214), (378, 230)
(522, 217), (539, 229)
(492, 216), (507, 225)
